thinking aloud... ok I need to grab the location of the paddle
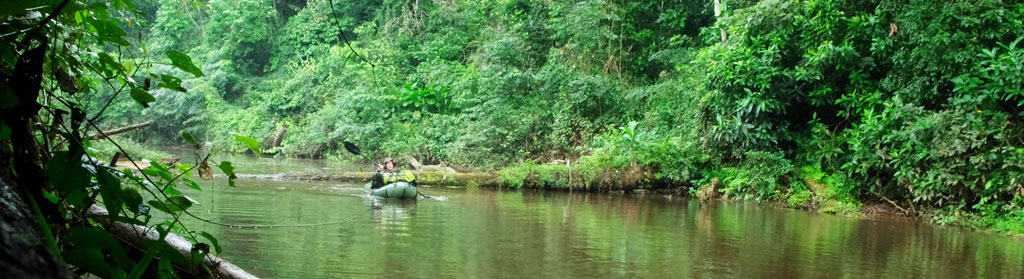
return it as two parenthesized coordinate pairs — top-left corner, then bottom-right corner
(343, 141), (378, 168)
(343, 141), (435, 200)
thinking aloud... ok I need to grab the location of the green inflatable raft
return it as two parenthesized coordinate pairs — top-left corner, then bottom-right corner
(363, 181), (419, 199)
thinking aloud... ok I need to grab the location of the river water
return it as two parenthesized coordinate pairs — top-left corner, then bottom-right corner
(164, 152), (1024, 278)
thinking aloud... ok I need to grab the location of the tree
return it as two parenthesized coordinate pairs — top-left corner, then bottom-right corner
(1, 1), (240, 277)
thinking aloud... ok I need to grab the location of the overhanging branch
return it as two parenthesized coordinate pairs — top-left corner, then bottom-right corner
(88, 120), (154, 140)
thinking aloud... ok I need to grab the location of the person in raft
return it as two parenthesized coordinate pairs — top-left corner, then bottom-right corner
(371, 157), (417, 189)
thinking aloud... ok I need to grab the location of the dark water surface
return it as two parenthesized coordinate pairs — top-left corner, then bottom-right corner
(167, 153), (1024, 278)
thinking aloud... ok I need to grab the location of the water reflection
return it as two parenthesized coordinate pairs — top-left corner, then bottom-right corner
(159, 152), (1024, 278)
(371, 198), (417, 238)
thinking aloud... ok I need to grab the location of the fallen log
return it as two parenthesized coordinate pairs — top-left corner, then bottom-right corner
(89, 120), (154, 139)
(87, 205), (259, 279)
(268, 123), (288, 148)
(237, 168), (672, 191)
(403, 154), (421, 170)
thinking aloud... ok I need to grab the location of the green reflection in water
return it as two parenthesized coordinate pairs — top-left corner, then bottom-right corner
(164, 176), (1023, 279)
(156, 152), (1023, 278)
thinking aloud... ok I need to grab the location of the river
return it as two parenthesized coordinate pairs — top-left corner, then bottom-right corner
(161, 151), (1024, 278)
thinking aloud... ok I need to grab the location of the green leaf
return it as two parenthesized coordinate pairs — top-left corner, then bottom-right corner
(102, 19), (131, 47)
(218, 161), (237, 187)
(199, 231), (222, 255)
(174, 163), (194, 175)
(65, 227), (133, 278)
(127, 245), (156, 279)
(88, 16), (131, 47)
(166, 50), (204, 77)
(0, 80), (18, 109)
(181, 131), (196, 145)
(98, 52), (126, 74)
(46, 152), (91, 208)
(147, 200), (174, 214)
(150, 163), (173, 182)
(130, 87), (155, 108)
(166, 196), (193, 212)
(0, 46), (15, 70)
(42, 190), (58, 204)
(143, 239), (188, 264)
(190, 245), (206, 265)
(0, 121), (10, 140)
(157, 74), (187, 93)
(96, 167), (125, 218)
(158, 258), (176, 278)
(217, 161), (234, 175)
(0, 1), (40, 17)
(183, 178), (202, 191)
(231, 133), (261, 155)
(163, 185), (181, 197)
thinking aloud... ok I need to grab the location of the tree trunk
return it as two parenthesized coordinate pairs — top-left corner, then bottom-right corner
(403, 154), (421, 170)
(0, 179), (77, 279)
(88, 120), (154, 140)
(269, 123), (288, 148)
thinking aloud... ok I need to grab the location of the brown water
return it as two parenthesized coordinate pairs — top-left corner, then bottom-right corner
(166, 153), (1024, 278)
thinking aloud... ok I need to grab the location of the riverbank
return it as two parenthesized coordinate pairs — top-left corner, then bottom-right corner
(241, 164), (1023, 238)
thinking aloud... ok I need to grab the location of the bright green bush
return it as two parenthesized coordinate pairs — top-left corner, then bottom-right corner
(498, 162), (570, 189)
(87, 136), (174, 162)
(695, 0), (1023, 218)
(786, 180), (813, 207)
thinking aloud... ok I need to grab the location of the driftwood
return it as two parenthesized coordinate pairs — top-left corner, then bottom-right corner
(418, 165), (458, 173)
(447, 163), (473, 173)
(403, 154), (421, 170)
(89, 120), (154, 139)
(114, 159), (150, 170)
(269, 123), (288, 148)
(111, 158), (179, 171)
(87, 205), (259, 279)
(696, 178), (720, 203)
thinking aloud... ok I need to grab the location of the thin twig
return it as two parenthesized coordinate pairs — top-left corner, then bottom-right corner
(871, 189), (909, 214)
(327, 0), (375, 68)
(83, 63), (130, 123)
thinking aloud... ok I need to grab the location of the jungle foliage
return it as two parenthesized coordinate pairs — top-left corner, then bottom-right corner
(93, 0), (1023, 233)
(1, 0), (250, 277)
(5, 5), (1020, 277)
